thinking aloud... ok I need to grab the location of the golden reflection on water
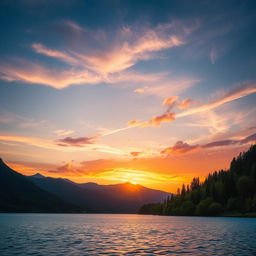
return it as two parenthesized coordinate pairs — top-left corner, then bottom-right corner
(0, 214), (256, 255)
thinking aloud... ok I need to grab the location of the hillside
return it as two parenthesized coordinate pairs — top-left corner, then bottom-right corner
(29, 175), (170, 213)
(0, 158), (170, 213)
(139, 145), (256, 216)
(0, 159), (81, 213)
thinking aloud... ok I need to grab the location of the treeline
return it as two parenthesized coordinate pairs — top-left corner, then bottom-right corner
(139, 145), (256, 216)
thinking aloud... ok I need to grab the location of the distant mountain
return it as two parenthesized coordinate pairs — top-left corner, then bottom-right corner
(78, 182), (102, 190)
(79, 181), (171, 205)
(30, 173), (45, 179)
(28, 175), (171, 213)
(0, 159), (81, 213)
(27, 175), (104, 212)
(0, 158), (170, 213)
(139, 145), (256, 217)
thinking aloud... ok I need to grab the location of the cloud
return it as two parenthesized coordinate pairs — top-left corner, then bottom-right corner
(54, 129), (74, 136)
(48, 163), (85, 177)
(128, 95), (180, 128)
(127, 95), (180, 128)
(0, 110), (48, 129)
(127, 82), (255, 132)
(128, 120), (140, 126)
(177, 82), (256, 118)
(139, 82), (256, 129)
(32, 43), (78, 65)
(0, 21), (189, 89)
(210, 47), (218, 64)
(18, 120), (47, 128)
(0, 59), (101, 89)
(242, 133), (256, 144)
(162, 96), (179, 111)
(135, 78), (199, 98)
(134, 88), (145, 93)
(177, 98), (193, 109)
(161, 141), (199, 154)
(0, 134), (62, 151)
(56, 136), (96, 147)
(143, 112), (176, 127)
(128, 96), (178, 128)
(0, 115), (14, 124)
(130, 151), (142, 158)
(0, 134), (126, 155)
(161, 133), (256, 155)
(70, 31), (184, 75)
(203, 133), (256, 148)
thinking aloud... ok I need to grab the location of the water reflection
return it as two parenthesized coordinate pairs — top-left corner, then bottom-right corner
(0, 214), (256, 255)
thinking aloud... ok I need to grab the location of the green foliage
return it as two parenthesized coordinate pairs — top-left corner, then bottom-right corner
(195, 197), (213, 216)
(139, 145), (256, 216)
(236, 176), (254, 197)
(180, 200), (195, 216)
(138, 203), (163, 215)
(208, 202), (223, 216)
(227, 197), (237, 211)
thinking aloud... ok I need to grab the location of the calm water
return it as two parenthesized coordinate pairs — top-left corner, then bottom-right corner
(0, 214), (256, 256)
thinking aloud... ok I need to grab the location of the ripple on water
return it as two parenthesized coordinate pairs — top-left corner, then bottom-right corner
(0, 214), (256, 256)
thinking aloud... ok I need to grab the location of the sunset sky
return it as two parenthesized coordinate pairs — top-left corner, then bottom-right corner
(0, 0), (256, 192)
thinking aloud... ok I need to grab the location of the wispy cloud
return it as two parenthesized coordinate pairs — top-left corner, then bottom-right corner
(0, 59), (102, 89)
(0, 134), (127, 155)
(0, 114), (15, 124)
(210, 47), (218, 64)
(56, 136), (96, 147)
(162, 96), (179, 110)
(177, 83), (256, 118)
(177, 98), (193, 109)
(129, 82), (256, 129)
(142, 112), (176, 127)
(32, 43), (78, 65)
(18, 120), (47, 128)
(203, 133), (256, 148)
(54, 129), (74, 136)
(161, 141), (199, 154)
(0, 110), (47, 128)
(0, 21), (188, 89)
(134, 78), (199, 98)
(128, 95), (178, 128)
(130, 151), (142, 158)
(161, 133), (256, 155)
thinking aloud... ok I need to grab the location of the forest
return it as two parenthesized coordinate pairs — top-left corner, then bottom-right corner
(139, 145), (256, 216)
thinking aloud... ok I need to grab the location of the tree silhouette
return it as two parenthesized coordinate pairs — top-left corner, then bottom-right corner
(139, 145), (256, 216)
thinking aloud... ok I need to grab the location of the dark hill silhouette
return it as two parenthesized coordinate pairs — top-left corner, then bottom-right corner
(30, 173), (45, 179)
(139, 145), (256, 216)
(0, 159), (81, 213)
(80, 182), (171, 205)
(28, 175), (171, 213)
(28, 175), (109, 212)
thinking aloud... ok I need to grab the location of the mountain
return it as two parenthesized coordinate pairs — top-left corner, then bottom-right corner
(27, 175), (104, 212)
(0, 159), (81, 213)
(30, 173), (45, 179)
(80, 181), (170, 206)
(28, 175), (171, 213)
(0, 158), (171, 213)
(139, 145), (256, 216)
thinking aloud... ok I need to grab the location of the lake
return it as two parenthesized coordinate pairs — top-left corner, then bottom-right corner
(0, 214), (256, 255)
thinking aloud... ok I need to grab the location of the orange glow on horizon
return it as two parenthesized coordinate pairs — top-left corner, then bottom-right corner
(4, 145), (249, 193)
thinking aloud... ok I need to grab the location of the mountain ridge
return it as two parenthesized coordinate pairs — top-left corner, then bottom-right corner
(0, 159), (170, 213)
(0, 159), (81, 213)
(28, 173), (171, 213)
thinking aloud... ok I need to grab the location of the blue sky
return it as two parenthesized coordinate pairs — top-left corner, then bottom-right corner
(0, 0), (256, 191)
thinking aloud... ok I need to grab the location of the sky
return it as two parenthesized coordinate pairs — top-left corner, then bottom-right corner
(0, 0), (256, 192)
